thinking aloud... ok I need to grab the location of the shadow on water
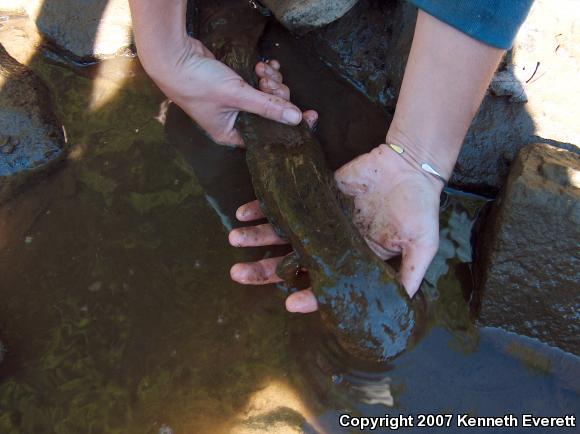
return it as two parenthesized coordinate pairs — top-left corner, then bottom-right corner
(0, 1), (578, 433)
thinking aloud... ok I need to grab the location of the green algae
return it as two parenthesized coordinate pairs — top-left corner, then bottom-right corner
(128, 178), (202, 214)
(79, 169), (118, 206)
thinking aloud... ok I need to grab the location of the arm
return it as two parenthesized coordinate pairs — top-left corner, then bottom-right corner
(128, 0), (302, 145)
(333, 10), (505, 296)
(128, 0), (192, 77)
(386, 9), (504, 182)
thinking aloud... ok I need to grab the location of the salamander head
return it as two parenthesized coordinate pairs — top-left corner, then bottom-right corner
(315, 263), (415, 361)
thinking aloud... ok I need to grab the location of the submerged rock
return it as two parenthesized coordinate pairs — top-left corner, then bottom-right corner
(230, 407), (307, 434)
(228, 380), (318, 434)
(2, 0), (133, 61)
(474, 144), (580, 354)
(0, 43), (66, 204)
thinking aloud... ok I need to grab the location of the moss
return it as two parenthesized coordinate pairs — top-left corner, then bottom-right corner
(79, 169), (118, 206)
(128, 178), (202, 214)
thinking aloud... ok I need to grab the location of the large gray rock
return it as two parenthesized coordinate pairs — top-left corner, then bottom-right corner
(0, 43), (66, 204)
(262, 0), (359, 31)
(302, 0), (580, 193)
(1, 0), (133, 61)
(474, 144), (580, 354)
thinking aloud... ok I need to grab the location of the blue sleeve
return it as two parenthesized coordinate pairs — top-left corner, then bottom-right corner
(408, 0), (534, 49)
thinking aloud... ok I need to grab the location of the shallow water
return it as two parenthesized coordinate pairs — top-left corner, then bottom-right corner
(0, 14), (578, 434)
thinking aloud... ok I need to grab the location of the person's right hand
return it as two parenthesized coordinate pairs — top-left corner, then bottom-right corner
(144, 37), (303, 146)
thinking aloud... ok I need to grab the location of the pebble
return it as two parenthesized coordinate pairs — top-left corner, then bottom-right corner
(158, 424), (174, 434)
(88, 281), (103, 292)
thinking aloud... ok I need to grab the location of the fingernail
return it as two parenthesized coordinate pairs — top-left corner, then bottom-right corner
(286, 298), (302, 313)
(282, 109), (301, 125)
(228, 231), (240, 247)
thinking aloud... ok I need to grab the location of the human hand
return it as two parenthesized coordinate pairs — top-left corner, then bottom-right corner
(142, 37), (303, 146)
(228, 65), (443, 312)
(230, 150), (441, 310)
(333, 146), (442, 296)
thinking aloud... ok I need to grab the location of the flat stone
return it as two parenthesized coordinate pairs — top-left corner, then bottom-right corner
(0, 13), (42, 66)
(474, 143), (580, 354)
(1, 0), (133, 61)
(230, 407), (306, 434)
(302, 0), (580, 193)
(0, 42), (66, 204)
(261, 0), (359, 31)
(227, 381), (321, 434)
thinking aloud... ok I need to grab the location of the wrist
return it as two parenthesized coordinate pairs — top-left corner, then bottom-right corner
(369, 144), (445, 196)
(130, 0), (192, 78)
(138, 36), (205, 81)
(385, 122), (459, 184)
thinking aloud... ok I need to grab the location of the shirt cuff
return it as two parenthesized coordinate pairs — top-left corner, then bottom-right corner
(409, 0), (534, 49)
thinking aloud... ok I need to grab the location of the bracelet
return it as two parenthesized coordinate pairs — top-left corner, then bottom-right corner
(386, 143), (448, 186)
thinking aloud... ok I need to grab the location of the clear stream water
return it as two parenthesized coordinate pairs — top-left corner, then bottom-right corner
(0, 15), (578, 434)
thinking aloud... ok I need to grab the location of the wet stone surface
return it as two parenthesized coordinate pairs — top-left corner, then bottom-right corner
(475, 144), (580, 355)
(0, 42), (65, 205)
(1, 0), (134, 61)
(301, 0), (415, 115)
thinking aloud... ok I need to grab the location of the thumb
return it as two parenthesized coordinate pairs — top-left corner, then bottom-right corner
(399, 241), (438, 298)
(234, 85), (302, 126)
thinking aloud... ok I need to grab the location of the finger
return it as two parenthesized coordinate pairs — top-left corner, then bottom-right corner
(399, 241), (439, 298)
(212, 127), (244, 147)
(263, 62), (283, 83)
(267, 59), (281, 70)
(229, 223), (287, 247)
(230, 257), (284, 285)
(364, 236), (400, 261)
(235, 85), (302, 126)
(259, 77), (290, 100)
(303, 110), (318, 130)
(255, 62), (283, 83)
(236, 200), (264, 222)
(334, 162), (371, 196)
(286, 289), (318, 313)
